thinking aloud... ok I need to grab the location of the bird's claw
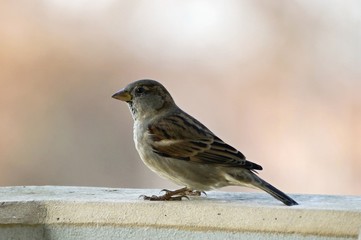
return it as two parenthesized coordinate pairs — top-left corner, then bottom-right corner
(159, 189), (172, 194)
(140, 187), (205, 201)
(140, 194), (189, 201)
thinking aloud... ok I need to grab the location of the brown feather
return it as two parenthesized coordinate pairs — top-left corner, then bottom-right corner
(148, 111), (262, 171)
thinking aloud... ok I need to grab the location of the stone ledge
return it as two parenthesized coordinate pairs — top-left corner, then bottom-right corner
(0, 186), (360, 240)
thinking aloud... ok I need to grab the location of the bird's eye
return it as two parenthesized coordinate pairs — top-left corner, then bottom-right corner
(135, 86), (146, 94)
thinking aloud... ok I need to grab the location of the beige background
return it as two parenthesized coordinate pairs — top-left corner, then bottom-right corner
(1, 1), (360, 195)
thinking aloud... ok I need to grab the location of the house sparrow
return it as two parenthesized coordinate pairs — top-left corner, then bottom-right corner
(112, 79), (298, 206)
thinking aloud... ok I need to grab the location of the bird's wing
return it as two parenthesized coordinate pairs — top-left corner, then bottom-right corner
(148, 112), (262, 171)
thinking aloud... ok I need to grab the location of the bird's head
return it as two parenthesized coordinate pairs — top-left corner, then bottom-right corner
(112, 79), (175, 120)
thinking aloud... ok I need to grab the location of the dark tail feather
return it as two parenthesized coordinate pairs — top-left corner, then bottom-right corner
(255, 178), (298, 206)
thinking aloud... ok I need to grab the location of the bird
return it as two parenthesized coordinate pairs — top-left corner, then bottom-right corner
(112, 79), (298, 206)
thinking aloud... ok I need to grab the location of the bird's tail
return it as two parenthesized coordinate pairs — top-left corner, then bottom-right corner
(253, 176), (298, 206)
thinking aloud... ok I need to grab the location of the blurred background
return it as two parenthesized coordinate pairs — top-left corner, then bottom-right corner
(1, 0), (360, 195)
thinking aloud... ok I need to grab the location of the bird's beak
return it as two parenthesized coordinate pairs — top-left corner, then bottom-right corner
(112, 88), (132, 102)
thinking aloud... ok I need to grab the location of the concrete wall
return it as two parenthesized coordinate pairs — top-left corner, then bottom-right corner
(0, 186), (360, 240)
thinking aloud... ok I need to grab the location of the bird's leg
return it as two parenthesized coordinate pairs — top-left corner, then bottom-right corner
(161, 188), (206, 197)
(141, 187), (188, 201)
(141, 187), (205, 201)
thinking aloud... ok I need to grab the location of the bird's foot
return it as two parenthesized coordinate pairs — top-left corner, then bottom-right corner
(160, 188), (206, 196)
(140, 187), (206, 201)
(140, 194), (187, 201)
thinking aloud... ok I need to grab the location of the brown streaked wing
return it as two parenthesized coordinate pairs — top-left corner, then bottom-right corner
(148, 112), (263, 171)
